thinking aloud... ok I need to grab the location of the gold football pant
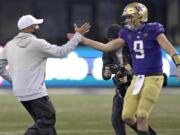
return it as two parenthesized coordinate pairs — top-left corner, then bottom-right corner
(122, 75), (164, 120)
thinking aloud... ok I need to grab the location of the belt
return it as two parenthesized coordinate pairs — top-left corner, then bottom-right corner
(135, 73), (163, 77)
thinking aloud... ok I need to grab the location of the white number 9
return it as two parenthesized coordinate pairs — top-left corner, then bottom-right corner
(134, 40), (145, 59)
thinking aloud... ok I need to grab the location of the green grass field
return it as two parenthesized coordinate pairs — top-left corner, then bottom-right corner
(0, 88), (180, 135)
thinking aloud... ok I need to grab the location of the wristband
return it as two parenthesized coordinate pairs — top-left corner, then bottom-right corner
(172, 54), (180, 66)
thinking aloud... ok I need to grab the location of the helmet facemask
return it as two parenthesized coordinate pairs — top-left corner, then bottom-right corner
(121, 13), (141, 30)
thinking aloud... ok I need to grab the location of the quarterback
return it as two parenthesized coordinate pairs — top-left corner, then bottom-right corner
(80, 2), (180, 135)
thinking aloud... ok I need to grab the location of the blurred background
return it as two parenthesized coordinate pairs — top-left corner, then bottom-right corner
(0, 0), (180, 87)
(0, 1), (180, 135)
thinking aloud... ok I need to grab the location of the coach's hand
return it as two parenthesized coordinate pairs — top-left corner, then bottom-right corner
(74, 23), (91, 35)
(67, 33), (74, 40)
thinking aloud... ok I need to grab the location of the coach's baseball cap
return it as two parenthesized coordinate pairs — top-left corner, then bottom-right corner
(17, 15), (44, 30)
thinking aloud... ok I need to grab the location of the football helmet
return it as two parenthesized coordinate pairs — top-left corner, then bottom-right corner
(121, 2), (148, 30)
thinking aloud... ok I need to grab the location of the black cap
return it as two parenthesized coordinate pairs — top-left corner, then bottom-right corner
(106, 24), (121, 39)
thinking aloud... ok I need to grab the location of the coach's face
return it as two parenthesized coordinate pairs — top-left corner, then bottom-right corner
(20, 24), (40, 35)
(32, 24), (40, 31)
(31, 24), (40, 35)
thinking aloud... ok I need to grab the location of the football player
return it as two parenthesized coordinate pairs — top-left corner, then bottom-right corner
(103, 24), (157, 135)
(79, 2), (180, 135)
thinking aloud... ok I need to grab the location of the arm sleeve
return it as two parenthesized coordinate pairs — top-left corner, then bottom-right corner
(152, 23), (165, 39)
(38, 33), (82, 58)
(119, 29), (127, 42)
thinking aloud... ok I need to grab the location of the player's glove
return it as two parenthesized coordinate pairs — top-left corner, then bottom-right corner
(172, 54), (180, 67)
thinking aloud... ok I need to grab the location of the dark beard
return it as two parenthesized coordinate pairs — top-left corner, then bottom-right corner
(32, 29), (40, 36)
(32, 25), (40, 36)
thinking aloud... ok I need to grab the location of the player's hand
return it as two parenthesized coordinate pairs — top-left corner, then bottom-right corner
(176, 66), (180, 80)
(104, 66), (112, 77)
(74, 23), (91, 35)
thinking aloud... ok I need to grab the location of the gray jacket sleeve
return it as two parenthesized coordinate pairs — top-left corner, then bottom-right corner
(38, 33), (82, 58)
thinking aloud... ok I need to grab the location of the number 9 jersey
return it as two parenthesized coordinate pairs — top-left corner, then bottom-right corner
(119, 22), (165, 75)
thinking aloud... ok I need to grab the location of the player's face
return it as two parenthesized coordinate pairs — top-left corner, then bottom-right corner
(123, 13), (141, 30)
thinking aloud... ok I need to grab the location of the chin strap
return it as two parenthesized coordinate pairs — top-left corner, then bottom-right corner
(172, 54), (180, 67)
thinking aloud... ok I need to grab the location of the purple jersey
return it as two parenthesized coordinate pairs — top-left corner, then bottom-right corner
(119, 22), (164, 75)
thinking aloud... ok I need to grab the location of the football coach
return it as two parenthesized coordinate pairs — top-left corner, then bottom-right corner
(0, 14), (90, 135)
